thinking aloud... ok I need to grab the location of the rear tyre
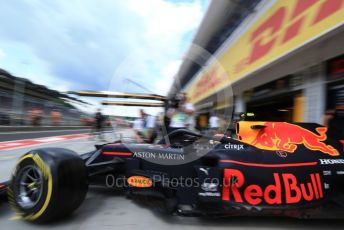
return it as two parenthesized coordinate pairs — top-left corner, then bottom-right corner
(8, 148), (88, 222)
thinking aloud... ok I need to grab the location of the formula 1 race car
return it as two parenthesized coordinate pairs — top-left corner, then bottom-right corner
(1, 120), (344, 222)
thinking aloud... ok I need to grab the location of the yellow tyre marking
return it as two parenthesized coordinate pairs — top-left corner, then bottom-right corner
(7, 187), (24, 220)
(11, 153), (53, 221)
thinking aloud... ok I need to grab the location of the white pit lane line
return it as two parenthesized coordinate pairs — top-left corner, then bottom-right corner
(34, 137), (66, 142)
(0, 155), (18, 161)
(0, 133), (98, 151)
(0, 129), (92, 135)
(0, 140), (97, 165)
(0, 132), (117, 153)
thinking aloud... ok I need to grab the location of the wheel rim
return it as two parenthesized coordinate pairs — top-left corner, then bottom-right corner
(17, 165), (44, 209)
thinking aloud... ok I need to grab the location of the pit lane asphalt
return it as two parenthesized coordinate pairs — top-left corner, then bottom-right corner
(0, 129), (90, 142)
(0, 131), (344, 230)
(0, 128), (94, 142)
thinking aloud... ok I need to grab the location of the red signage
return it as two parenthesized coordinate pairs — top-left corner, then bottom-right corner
(328, 55), (344, 79)
(222, 169), (323, 205)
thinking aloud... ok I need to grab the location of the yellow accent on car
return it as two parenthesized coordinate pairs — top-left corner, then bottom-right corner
(16, 153), (53, 221)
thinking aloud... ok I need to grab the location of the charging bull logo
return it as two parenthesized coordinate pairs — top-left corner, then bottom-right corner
(237, 122), (339, 156)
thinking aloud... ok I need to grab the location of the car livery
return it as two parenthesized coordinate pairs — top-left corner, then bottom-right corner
(237, 122), (339, 156)
(1, 121), (344, 222)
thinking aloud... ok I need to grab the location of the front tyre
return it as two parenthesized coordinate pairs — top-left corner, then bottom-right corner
(8, 148), (88, 222)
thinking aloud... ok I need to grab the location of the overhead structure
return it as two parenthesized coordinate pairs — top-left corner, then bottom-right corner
(168, 0), (344, 125)
(168, 0), (261, 98)
(68, 91), (166, 101)
(101, 101), (164, 107)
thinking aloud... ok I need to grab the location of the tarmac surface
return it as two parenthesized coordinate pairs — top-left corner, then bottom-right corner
(0, 129), (91, 141)
(0, 128), (94, 142)
(0, 129), (344, 230)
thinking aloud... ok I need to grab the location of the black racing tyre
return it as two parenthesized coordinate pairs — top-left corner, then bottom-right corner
(8, 148), (88, 223)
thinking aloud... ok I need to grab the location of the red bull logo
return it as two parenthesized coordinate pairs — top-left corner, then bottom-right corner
(237, 122), (339, 156)
(222, 169), (324, 205)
